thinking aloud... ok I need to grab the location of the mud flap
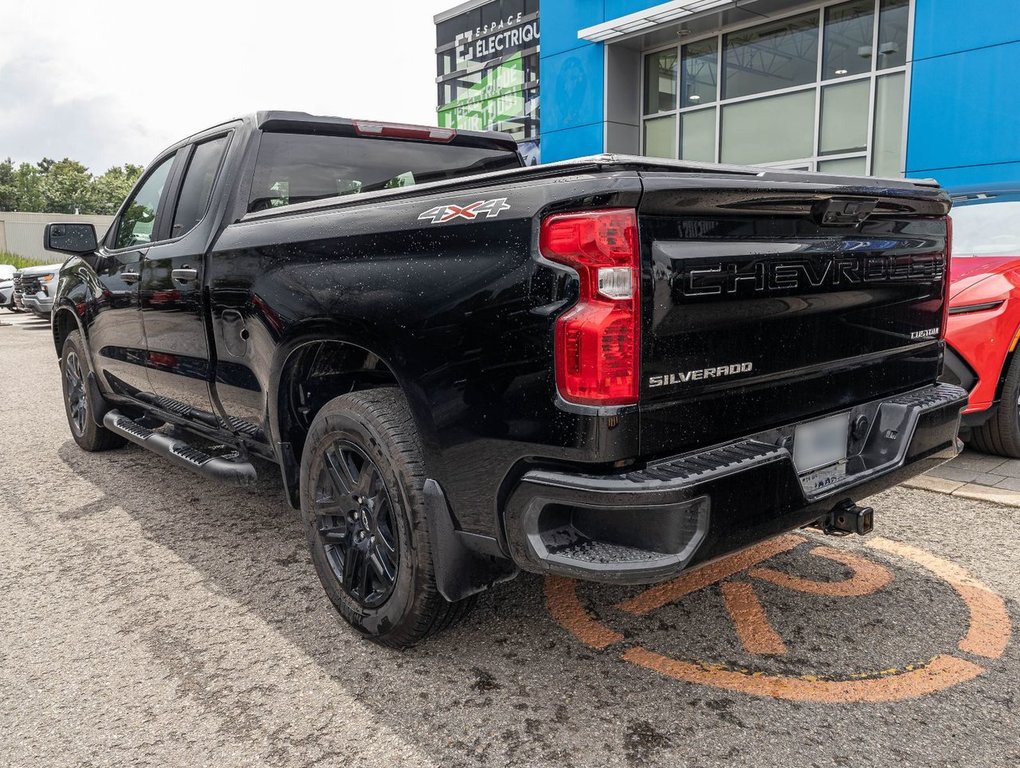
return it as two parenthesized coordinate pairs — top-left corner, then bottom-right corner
(423, 479), (518, 602)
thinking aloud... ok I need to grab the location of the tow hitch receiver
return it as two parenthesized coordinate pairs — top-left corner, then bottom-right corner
(813, 500), (874, 536)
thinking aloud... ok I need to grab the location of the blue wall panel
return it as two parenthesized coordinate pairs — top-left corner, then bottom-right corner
(907, 0), (1020, 185)
(907, 41), (1020, 178)
(913, 0), (1020, 60)
(540, 0), (606, 56)
(542, 122), (606, 163)
(539, 1), (608, 160)
(604, 0), (663, 20)
(919, 161), (1020, 190)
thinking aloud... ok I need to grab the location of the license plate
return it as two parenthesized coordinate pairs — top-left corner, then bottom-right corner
(793, 413), (849, 474)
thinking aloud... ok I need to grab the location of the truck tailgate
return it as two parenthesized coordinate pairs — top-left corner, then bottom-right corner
(638, 174), (951, 457)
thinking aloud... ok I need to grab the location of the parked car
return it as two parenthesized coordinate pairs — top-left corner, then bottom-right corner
(943, 184), (1020, 456)
(0, 264), (17, 311)
(12, 263), (62, 319)
(44, 112), (964, 647)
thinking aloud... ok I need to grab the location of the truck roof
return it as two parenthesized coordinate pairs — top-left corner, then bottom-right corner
(172, 111), (520, 154)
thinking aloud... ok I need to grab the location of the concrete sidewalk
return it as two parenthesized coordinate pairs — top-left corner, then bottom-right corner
(906, 448), (1020, 506)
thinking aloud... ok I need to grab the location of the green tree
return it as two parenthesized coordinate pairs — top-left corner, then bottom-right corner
(0, 158), (16, 210)
(91, 163), (143, 215)
(39, 158), (96, 214)
(13, 162), (44, 212)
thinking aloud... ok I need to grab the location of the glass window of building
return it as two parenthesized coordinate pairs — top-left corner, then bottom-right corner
(681, 39), (717, 106)
(878, 0), (909, 68)
(723, 13), (818, 100)
(823, 0), (875, 79)
(435, 1), (540, 155)
(644, 49), (677, 114)
(640, 0), (912, 176)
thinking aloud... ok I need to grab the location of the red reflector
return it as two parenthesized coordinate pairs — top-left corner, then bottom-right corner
(353, 120), (456, 142)
(540, 209), (640, 406)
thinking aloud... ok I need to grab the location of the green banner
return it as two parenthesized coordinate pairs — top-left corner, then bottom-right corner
(438, 54), (526, 132)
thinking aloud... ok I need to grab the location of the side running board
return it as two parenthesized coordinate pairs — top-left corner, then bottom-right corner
(104, 409), (257, 486)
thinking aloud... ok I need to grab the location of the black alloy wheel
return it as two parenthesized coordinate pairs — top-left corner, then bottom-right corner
(64, 349), (88, 436)
(60, 330), (124, 452)
(299, 389), (475, 647)
(313, 440), (400, 608)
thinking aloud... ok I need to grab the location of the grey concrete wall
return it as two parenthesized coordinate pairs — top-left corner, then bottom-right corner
(604, 45), (641, 156)
(0, 212), (114, 262)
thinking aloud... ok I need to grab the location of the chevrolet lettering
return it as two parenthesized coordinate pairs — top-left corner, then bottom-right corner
(43, 115), (965, 648)
(681, 253), (946, 298)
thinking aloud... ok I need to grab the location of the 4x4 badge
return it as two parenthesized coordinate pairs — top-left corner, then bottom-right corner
(418, 197), (510, 224)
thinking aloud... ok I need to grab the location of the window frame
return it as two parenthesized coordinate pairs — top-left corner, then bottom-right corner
(166, 131), (233, 242)
(638, 0), (913, 176)
(107, 151), (181, 253)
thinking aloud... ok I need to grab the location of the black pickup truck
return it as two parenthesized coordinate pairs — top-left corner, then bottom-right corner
(45, 112), (966, 647)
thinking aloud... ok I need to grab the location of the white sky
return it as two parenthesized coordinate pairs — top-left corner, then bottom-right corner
(0, 0), (457, 173)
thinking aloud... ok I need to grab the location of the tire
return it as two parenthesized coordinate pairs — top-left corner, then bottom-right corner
(299, 389), (474, 648)
(60, 331), (125, 452)
(967, 351), (1020, 458)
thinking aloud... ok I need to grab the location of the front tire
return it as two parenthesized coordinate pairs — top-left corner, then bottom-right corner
(60, 331), (125, 452)
(299, 389), (473, 648)
(968, 351), (1020, 457)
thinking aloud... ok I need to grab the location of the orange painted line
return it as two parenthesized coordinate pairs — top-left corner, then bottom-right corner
(749, 546), (894, 597)
(720, 581), (787, 656)
(866, 537), (1011, 659)
(622, 648), (985, 703)
(616, 534), (804, 616)
(544, 576), (624, 650)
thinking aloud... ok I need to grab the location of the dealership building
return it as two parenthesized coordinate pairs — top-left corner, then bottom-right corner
(438, 0), (1019, 186)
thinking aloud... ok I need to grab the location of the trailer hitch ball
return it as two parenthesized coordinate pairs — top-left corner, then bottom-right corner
(815, 500), (874, 536)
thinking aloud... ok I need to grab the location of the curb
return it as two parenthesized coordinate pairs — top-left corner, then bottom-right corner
(903, 475), (1020, 507)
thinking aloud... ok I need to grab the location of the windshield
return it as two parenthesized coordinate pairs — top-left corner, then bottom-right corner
(951, 195), (1020, 256)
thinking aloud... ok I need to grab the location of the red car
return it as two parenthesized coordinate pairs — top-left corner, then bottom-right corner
(944, 184), (1020, 456)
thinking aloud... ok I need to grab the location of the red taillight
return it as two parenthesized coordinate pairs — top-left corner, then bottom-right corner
(941, 215), (953, 339)
(540, 209), (640, 406)
(353, 120), (456, 142)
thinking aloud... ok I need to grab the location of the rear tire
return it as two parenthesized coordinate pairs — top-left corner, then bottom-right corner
(60, 331), (125, 452)
(299, 389), (474, 648)
(967, 351), (1020, 457)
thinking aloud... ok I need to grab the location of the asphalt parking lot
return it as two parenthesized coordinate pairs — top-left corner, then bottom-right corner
(2, 311), (1017, 768)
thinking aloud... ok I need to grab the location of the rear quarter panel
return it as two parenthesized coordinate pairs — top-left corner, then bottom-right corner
(207, 174), (643, 536)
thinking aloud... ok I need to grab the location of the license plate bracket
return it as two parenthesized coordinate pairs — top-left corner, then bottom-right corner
(793, 413), (850, 474)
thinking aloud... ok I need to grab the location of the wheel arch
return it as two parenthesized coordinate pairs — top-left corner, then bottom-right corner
(51, 304), (90, 371)
(270, 334), (435, 508)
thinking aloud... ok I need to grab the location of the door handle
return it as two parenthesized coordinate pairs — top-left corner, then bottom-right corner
(121, 271), (140, 284)
(171, 268), (198, 283)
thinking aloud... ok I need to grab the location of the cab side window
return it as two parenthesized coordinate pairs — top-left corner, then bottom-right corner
(114, 154), (175, 249)
(171, 135), (229, 239)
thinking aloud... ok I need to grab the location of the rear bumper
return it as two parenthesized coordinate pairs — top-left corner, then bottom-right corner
(504, 383), (967, 584)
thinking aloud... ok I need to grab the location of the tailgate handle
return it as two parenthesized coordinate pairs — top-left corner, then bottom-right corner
(812, 198), (877, 226)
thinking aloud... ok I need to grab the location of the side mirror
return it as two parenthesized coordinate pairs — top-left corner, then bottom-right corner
(45, 223), (98, 255)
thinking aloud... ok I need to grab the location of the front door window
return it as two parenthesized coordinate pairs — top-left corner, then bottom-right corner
(114, 154), (175, 249)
